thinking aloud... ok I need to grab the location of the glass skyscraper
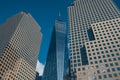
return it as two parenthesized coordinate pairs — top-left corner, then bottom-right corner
(0, 12), (42, 80)
(42, 15), (66, 80)
(68, 0), (120, 79)
(63, 32), (69, 80)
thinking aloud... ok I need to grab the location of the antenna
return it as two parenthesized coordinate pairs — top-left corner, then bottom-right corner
(59, 11), (61, 17)
(58, 11), (62, 21)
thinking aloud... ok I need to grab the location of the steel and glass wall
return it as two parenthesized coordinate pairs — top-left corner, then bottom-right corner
(42, 18), (66, 80)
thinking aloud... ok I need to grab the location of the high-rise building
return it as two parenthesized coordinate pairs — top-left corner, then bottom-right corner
(68, 0), (120, 79)
(42, 14), (66, 80)
(0, 12), (42, 80)
(63, 32), (69, 80)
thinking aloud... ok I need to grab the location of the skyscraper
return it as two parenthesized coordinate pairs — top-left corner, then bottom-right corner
(68, 0), (120, 79)
(0, 12), (42, 80)
(63, 31), (69, 80)
(42, 14), (66, 80)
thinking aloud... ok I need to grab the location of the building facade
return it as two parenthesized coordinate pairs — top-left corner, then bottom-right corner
(63, 32), (70, 80)
(42, 15), (66, 80)
(68, 0), (120, 80)
(0, 12), (42, 80)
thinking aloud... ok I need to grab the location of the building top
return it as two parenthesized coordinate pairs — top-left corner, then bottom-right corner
(57, 12), (63, 21)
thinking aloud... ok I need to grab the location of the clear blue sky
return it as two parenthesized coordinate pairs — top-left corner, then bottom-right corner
(0, 0), (74, 64)
(0, 0), (120, 65)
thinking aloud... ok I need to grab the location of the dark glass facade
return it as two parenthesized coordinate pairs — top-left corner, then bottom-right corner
(63, 33), (69, 80)
(42, 17), (66, 80)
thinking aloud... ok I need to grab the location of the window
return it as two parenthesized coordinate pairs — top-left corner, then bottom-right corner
(103, 55), (105, 58)
(74, 64), (77, 67)
(107, 55), (110, 57)
(103, 75), (107, 78)
(97, 70), (100, 74)
(116, 53), (119, 56)
(97, 52), (100, 55)
(98, 75), (102, 79)
(112, 68), (115, 72)
(98, 56), (101, 59)
(95, 61), (98, 64)
(99, 60), (102, 63)
(113, 58), (117, 61)
(90, 57), (92, 60)
(82, 67), (85, 70)
(118, 57), (120, 60)
(78, 68), (80, 71)
(78, 59), (80, 62)
(78, 63), (81, 66)
(89, 54), (91, 56)
(117, 67), (120, 71)
(104, 47), (107, 49)
(110, 63), (113, 66)
(113, 73), (118, 77)
(74, 60), (76, 63)
(94, 57), (96, 59)
(111, 54), (114, 56)
(106, 51), (108, 53)
(107, 69), (110, 72)
(104, 59), (107, 62)
(115, 62), (119, 66)
(108, 74), (112, 78)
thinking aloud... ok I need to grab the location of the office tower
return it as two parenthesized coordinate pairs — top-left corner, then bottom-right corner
(42, 14), (66, 80)
(0, 12), (42, 80)
(36, 72), (42, 80)
(63, 34), (69, 80)
(68, 0), (120, 80)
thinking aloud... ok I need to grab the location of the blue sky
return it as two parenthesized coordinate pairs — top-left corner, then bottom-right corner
(0, 0), (74, 65)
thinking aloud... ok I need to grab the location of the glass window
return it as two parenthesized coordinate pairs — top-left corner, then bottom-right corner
(97, 70), (100, 74)
(107, 54), (110, 57)
(113, 58), (116, 61)
(110, 63), (113, 66)
(117, 67), (120, 71)
(103, 55), (105, 58)
(106, 51), (108, 53)
(105, 64), (109, 67)
(108, 74), (112, 78)
(95, 61), (98, 64)
(78, 59), (80, 62)
(113, 73), (118, 77)
(78, 68), (80, 71)
(74, 64), (77, 67)
(98, 56), (101, 59)
(111, 54), (115, 56)
(97, 52), (100, 55)
(99, 60), (102, 63)
(112, 68), (115, 72)
(115, 62), (119, 66)
(103, 75), (107, 78)
(104, 59), (107, 62)
(116, 53), (119, 56)
(94, 57), (96, 59)
(118, 57), (120, 60)
(82, 67), (85, 70)
(108, 59), (112, 62)
(98, 75), (102, 79)
(107, 69), (110, 72)
(78, 63), (81, 66)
